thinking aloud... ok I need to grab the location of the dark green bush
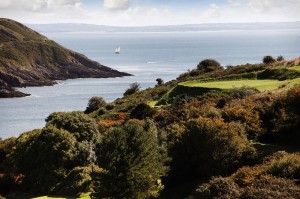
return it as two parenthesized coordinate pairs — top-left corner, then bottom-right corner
(130, 103), (156, 120)
(263, 55), (276, 64)
(52, 166), (93, 196)
(197, 59), (223, 72)
(84, 96), (106, 114)
(169, 117), (255, 182)
(277, 55), (285, 61)
(257, 68), (300, 80)
(95, 121), (169, 199)
(45, 111), (100, 142)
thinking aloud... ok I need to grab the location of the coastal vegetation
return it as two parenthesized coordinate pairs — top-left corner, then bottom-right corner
(0, 19), (300, 198)
(1, 55), (300, 198)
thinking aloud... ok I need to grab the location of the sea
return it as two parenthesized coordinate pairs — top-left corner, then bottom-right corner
(1, 30), (300, 138)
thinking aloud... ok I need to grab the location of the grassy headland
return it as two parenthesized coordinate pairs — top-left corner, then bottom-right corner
(0, 18), (130, 98)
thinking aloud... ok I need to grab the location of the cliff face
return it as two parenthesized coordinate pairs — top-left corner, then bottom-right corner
(0, 18), (130, 98)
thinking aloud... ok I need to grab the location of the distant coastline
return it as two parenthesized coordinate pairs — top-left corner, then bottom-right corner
(27, 21), (300, 33)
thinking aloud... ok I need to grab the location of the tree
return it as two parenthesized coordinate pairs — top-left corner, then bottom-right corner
(156, 78), (164, 86)
(277, 55), (285, 61)
(169, 117), (255, 182)
(10, 127), (77, 193)
(197, 59), (223, 72)
(84, 96), (106, 114)
(94, 121), (169, 199)
(10, 112), (101, 195)
(123, 82), (140, 96)
(263, 55), (276, 64)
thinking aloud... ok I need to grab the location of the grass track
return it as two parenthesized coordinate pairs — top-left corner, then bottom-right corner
(180, 78), (300, 91)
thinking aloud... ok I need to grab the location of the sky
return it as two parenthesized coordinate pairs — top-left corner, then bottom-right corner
(0, 0), (299, 26)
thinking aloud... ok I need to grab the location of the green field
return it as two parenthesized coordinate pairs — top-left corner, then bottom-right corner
(180, 78), (300, 91)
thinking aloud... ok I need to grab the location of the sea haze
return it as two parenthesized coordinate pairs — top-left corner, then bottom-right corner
(0, 30), (300, 138)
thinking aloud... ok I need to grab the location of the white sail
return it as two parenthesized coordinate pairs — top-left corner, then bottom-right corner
(115, 46), (121, 54)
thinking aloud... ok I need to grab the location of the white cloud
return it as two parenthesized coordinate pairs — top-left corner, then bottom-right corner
(104, 0), (130, 11)
(0, 0), (82, 12)
(203, 4), (220, 18)
(227, 0), (241, 8)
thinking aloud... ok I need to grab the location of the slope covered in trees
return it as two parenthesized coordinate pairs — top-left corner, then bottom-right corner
(0, 57), (300, 198)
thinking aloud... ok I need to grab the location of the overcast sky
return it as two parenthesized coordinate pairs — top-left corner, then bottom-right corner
(0, 0), (299, 26)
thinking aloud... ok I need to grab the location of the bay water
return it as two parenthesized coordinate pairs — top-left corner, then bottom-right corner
(0, 30), (299, 138)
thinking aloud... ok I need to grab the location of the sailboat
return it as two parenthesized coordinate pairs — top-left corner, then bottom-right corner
(115, 46), (121, 54)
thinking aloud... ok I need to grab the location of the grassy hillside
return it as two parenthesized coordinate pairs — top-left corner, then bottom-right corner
(0, 18), (130, 98)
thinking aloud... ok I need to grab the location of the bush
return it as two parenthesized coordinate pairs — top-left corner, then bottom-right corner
(277, 55), (285, 61)
(263, 55), (276, 64)
(130, 103), (156, 120)
(191, 152), (300, 199)
(52, 166), (94, 196)
(231, 86), (258, 99)
(197, 59), (223, 72)
(84, 96), (106, 114)
(257, 68), (300, 80)
(45, 111), (100, 142)
(123, 82), (140, 96)
(169, 117), (255, 182)
(94, 121), (169, 199)
(156, 78), (164, 86)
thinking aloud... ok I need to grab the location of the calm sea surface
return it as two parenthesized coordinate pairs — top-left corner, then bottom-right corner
(0, 30), (300, 138)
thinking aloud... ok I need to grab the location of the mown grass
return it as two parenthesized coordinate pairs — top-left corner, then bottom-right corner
(180, 78), (300, 91)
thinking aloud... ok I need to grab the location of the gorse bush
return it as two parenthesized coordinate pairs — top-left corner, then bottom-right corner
(84, 96), (106, 114)
(197, 59), (223, 72)
(191, 152), (300, 199)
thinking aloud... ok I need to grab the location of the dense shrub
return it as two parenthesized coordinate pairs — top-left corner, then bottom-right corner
(52, 166), (94, 196)
(10, 112), (101, 195)
(257, 68), (300, 80)
(197, 59), (223, 72)
(169, 117), (255, 182)
(94, 121), (169, 199)
(191, 152), (300, 199)
(263, 55), (276, 64)
(260, 86), (300, 145)
(156, 78), (164, 86)
(84, 96), (106, 114)
(130, 103), (156, 120)
(264, 151), (300, 180)
(123, 82), (140, 96)
(222, 104), (263, 140)
(0, 137), (16, 172)
(10, 127), (77, 193)
(45, 111), (100, 142)
(277, 55), (285, 61)
(231, 86), (258, 99)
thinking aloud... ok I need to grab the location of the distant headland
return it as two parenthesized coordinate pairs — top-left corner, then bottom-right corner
(0, 18), (131, 98)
